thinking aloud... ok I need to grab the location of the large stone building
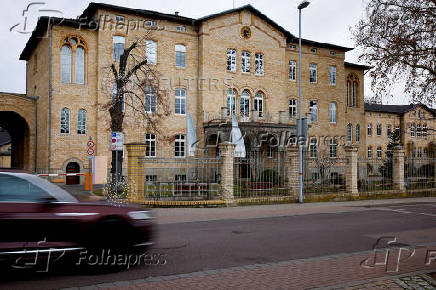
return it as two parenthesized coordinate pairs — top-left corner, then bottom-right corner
(2, 3), (372, 179)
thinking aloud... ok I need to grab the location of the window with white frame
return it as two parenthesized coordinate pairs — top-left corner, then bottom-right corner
(368, 124), (372, 136)
(309, 100), (318, 122)
(61, 45), (72, 83)
(267, 146), (274, 158)
(254, 91), (264, 117)
(424, 148), (428, 158)
(226, 89), (236, 115)
(387, 124), (392, 137)
(145, 134), (156, 157)
(60, 107), (70, 134)
(329, 102), (336, 123)
(310, 138), (318, 158)
(77, 109), (86, 135)
(175, 44), (186, 68)
(145, 86), (157, 113)
(175, 88), (186, 115)
(241, 51), (251, 73)
(377, 147), (382, 158)
(74, 46), (85, 84)
(255, 53), (264, 75)
(226, 49), (236, 72)
(329, 65), (336, 85)
(411, 123), (415, 137)
(115, 15), (125, 22)
(347, 123), (353, 142)
(146, 40), (157, 65)
(113, 36), (125, 61)
(417, 147), (422, 158)
(175, 174), (186, 182)
(145, 20), (156, 27)
(417, 124), (422, 137)
(176, 25), (186, 32)
(289, 99), (297, 119)
(240, 90), (250, 117)
(395, 126), (400, 136)
(175, 134), (185, 157)
(423, 124), (427, 137)
(377, 124), (382, 136)
(329, 138), (337, 158)
(309, 63), (317, 83)
(368, 147), (372, 159)
(356, 124), (360, 143)
(289, 60), (296, 81)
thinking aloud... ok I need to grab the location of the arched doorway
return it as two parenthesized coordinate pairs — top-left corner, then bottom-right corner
(66, 162), (80, 185)
(0, 112), (30, 169)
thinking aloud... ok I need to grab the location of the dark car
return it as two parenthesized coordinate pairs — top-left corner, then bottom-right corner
(0, 170), (153, 268)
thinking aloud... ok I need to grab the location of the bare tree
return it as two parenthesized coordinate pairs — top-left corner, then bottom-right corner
(311, 150), (338, 185)
(102, 33), (170, 180)
(352, 0), (436, 105)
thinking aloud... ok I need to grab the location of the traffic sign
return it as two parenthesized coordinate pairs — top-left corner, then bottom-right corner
(87, 137), (95, 156)
(111, 132), (124, 151)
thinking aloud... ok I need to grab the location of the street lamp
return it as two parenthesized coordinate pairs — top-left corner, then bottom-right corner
(298, 0), (310, 203)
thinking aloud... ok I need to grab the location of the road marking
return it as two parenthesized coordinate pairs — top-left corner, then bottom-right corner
(378, 208), (436, 217)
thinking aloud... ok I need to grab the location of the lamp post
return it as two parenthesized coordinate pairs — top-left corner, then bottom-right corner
(297, 0), (310, 203)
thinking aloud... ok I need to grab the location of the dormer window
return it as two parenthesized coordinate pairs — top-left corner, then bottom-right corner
(115, 15), (125, 22)
(176, 26), (186, 32)
(145, 20), (157, 27)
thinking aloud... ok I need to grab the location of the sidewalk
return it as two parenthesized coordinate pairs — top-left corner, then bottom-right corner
(152, 197), (436, 224)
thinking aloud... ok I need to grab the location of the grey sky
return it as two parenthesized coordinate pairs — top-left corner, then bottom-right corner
(1, 0), (407, 104)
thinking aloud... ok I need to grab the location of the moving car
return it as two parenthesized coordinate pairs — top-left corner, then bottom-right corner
(0, 169), (153, 267)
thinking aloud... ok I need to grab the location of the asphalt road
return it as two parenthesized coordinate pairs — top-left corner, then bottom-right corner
(1, 202), (435, 289)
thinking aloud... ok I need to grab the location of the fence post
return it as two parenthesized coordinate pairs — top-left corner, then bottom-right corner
(345, 145), (359, 196)
(286, 146), (299, 197)
(126, 143), (146, 200)
(219, 142), (236, 206)
(392, 146), (406, 192)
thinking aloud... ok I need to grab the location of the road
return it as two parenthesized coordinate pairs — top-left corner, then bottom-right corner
(1, 199), (436, 289)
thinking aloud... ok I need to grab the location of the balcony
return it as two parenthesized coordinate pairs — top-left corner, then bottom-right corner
(203, 108), (297, 126)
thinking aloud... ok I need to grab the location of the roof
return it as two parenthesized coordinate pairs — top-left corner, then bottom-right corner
(21, 3), (357, 61)
(344, 61), (372, 70)
(364, 103), (436, 116)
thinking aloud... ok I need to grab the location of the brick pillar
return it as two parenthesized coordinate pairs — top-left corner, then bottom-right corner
(126, 143), (146, 200)
(392, 146), (406, 192)
(345, 145), (359, 196)
(286, 146), (299, 196)
(219, 142), (236, 206)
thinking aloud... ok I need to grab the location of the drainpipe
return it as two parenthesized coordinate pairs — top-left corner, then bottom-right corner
(48, 19), (53, 172)
(33, 95), (38, 172)
(193, 20), (200, 138)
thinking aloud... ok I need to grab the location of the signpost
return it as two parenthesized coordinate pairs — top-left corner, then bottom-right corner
(87, 137), (95, 193)
(111, 132), (124, 191)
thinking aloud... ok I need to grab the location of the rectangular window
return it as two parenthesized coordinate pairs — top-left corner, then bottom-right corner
(309, 101), (318, 122)
(289, 60), (296, 81)
(377, 147), (382, 158)
(267, 146), (274, 158)
(115, 15), (125, 22)
(113, 36), (125, 61)
(289, 99), (297, 119)
(146, 40), (157, 65)
(145, 20), (156, 27)
(175, 134), (185, 157)
(395, 126), (400, 136)
(329, 65), (336, 85)
(145, 134), (156, 157)
(423, 124), (427, 137)
(175, 88), (186, 115)
(226, 49), (236, 72)
(310, 139), (318, 158)
(377, 124), (382, 136)
(145, 87), (157, 113)
(330, 138), (337, 158)
(417, 124), (421, 137)
(145, 175), (157, 184)
(387, 125), (392, 137)
(175, 44), (186, 68)
(175, 175), (186, 182)
(368, 147), (372, 159)
(255, 53), (264, 75)
(176, 25), (186, 32)
(417, 147), (422, 158)
(368, 124), (372, 136)
(241, 51), (251, 73)
(309, 63), (317, 83)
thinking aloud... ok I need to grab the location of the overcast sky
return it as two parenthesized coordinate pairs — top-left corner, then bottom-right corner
(1, 0), (408, 104)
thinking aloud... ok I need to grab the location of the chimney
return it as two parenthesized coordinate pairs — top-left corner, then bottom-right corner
(175, 11), (179, 16)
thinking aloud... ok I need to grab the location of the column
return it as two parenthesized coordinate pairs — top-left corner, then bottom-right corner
(345, 145), (359, 196)
(126, 143), (146, 201)
(286, 146), (299, 196)
(219, 142), (236, 206)
(392, 146), (406, 192)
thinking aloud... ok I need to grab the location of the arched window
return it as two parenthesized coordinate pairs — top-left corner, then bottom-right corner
(254, 91), (264, 117)
(346, 80), (350, 107)
(61, 45), (72, 83)
(329, 102), (336, 123)
(175, 44), (186, 68)
(356, 124), (360, 143)
(75, 46), (85, 84)
(60, 107), (70, 134)
(240, 90), (250, 117)
(226, 89), (236, 116)
(346, 74), (359, 107)
(347, 123), (353, 143)
(352, 81), (357, 107)
(77, 109), (86, 135)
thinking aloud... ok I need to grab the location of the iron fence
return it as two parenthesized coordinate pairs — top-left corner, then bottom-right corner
(134, 156), (222, 201)
(357, 158), (394, 192)
(405, 158), (436, 190)
(233, 150), (290, 198)
(303, 157), (347, 194)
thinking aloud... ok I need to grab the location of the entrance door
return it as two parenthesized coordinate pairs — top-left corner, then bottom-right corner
(66, 162), (80, 185)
